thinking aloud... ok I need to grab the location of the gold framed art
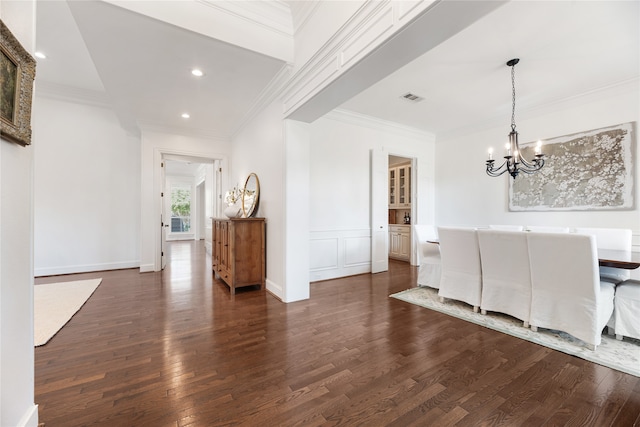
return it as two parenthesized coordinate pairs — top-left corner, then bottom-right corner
(0, 19), (36, 146)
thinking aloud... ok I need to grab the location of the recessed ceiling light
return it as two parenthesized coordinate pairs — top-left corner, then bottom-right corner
(181, 113), (190, 119)
(191, 69), (204, 77)
(35, 51), (47, 59)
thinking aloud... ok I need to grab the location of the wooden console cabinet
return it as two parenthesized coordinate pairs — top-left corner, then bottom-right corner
(212, 218), (265, 294)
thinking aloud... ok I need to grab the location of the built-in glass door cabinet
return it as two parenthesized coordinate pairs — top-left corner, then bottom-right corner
(388, 163), (411, 208)
(389, 168), (397, 207)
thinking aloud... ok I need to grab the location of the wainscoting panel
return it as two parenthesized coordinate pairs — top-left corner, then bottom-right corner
(344, 236), (371, 267)
(310, 229), (371, 282)
(309, 238), (339, 271)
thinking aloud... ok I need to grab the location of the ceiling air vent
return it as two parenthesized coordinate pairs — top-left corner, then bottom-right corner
(400, 92), (424, 103)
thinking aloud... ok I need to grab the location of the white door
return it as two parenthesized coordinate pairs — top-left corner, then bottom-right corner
(371, 147), (389, 273)
(161, 160), (167, 270)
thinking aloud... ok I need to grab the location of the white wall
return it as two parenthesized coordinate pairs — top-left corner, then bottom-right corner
(140, 129), (230, 272)
(308, 110), (435, 281)
(32, 96), (140, 276)
(231, 101), (288, 299)
(0, 2), (39, 426)
(435, 81), (640, 248)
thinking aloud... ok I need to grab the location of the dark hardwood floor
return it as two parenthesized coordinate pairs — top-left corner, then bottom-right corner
(35, 241), (640, 426)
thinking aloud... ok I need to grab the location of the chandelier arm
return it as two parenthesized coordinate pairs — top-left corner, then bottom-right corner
(518, 156), (537, 169)
(518, 158), (545, 174)
(485, 160), (509, 177)
(486, 168), (509, 177)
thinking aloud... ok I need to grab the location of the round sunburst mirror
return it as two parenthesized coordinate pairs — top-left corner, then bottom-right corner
(242, 173), (260, 218)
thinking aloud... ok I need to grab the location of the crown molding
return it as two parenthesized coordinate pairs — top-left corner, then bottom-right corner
(198, 0), (293, 37)
(35, 80), (111, 108)
(105, 0), (293, 62)
(326, 108), (435, 141)
(281, 1), (391, 115)
(289, 0), (322, 35)
(231, 63), (294, 138)
(281, 0), (456, 122)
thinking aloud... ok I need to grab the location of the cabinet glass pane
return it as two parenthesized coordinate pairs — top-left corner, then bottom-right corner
(389, 169), (396, 205)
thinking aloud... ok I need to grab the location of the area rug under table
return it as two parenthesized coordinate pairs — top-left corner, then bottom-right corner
(34, 278), (102, 346)
(391, 286), (640, 377)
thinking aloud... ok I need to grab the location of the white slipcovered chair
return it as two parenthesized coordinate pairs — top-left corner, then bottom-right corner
(478, 229), (531, 327)
(413, 225), (441, 289)
(527, 232), (615, 350)
(488, 225), (524, 231)
(573, 227), (632, 284)
(525, 225), (570, 233)
(613, 268), (640, 341)
(437, 227), (482, 312)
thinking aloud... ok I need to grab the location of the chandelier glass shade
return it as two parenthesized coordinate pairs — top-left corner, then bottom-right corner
(486, 58), (545, 179)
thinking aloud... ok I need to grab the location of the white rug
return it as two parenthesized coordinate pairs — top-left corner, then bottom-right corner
(34, 278), (102, 346)
(391, 286), (640, 377)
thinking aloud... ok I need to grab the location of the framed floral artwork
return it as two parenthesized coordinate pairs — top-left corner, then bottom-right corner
(509, 122), (636, 211)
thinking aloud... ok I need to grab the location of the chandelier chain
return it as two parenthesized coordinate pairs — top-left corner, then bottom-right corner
(511, 63), (516, 131)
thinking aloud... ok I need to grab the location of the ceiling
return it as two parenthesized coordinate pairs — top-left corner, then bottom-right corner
(34, 1), (639, 142)
(341, 1), (639, 137)
(35, 0), (288, 139)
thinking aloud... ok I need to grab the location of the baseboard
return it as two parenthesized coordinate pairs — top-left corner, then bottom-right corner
(310, 264), (370, 282)
(266, 278), (283, 301)
(34, 261), (139, 277)
(17, 404), (39, 427)
(139, 263), (156, 273)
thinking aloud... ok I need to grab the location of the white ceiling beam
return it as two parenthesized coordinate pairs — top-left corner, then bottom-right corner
(102, 0), (294, 63)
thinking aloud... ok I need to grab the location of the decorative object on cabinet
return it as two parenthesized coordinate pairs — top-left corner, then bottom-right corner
(0, 20), (36, 146)
(509, 122), (636, 211)
(212, 218), (265, 294)
(242, 173), (260, 218)
(223, 186), (242, 218)
(486, 58), (545, 179)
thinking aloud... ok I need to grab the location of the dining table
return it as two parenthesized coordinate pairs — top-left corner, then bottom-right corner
(597, 248), (640, 270)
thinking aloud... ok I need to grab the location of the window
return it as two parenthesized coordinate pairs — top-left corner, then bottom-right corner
(170, 184), (191, 232)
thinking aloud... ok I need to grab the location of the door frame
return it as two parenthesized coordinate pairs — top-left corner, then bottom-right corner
(390, 154), (418, 266)
(374, 151), (419, 269)
(153, 147), (227, 271)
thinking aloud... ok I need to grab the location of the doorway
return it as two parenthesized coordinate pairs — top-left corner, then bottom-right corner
(388, 154), (417, 265)
(161, 155), (217, 269)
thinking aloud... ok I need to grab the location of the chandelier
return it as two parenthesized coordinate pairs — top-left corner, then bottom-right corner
(486, 58), (545, 179)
